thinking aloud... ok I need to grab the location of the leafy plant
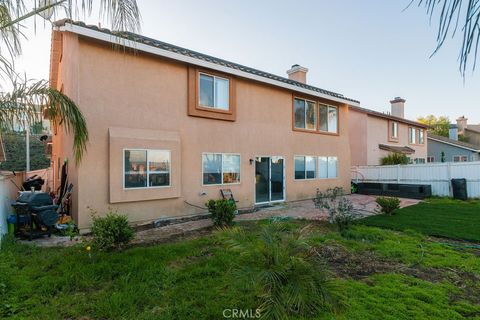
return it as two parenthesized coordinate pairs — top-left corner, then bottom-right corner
(90, 209), (134, 251)
(313, 187), (356, 234)
(206, 199), (236, 227)
(222, 222), (339, 319)
(380, 153), (409, 165)
(375, 197), (401, 215)
(58, 221), (79, 240)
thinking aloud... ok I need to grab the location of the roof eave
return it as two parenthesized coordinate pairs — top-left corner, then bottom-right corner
(427, 136), (480, 152)
(349, 105), (427, 128)
(56, 22), (360, 107)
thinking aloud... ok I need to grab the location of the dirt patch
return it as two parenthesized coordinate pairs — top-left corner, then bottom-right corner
(316, 243), (480, 304)
(317, 244), (475, 282)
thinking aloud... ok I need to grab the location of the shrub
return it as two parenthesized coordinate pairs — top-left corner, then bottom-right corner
(313, 187), (356, 234)
(222, 222), (338, 319)
(90, 210), (134, 251)
(206, 199), (236, 227)
(380, 153), (409, 165)
(376, 197), (401, 215)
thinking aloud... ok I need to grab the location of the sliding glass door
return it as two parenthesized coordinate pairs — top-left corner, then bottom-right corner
(255, 156), (284, 204)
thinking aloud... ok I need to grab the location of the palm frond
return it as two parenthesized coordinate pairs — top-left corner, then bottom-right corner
(413, 0), (480, 75)
(0, 74), (88, 164)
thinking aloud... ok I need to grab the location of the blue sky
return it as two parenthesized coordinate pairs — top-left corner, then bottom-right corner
(12, 0), (480, 123)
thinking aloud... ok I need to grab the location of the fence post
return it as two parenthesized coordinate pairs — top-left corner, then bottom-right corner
(397, 165), (400, 183)
(447, 162), (452, 197)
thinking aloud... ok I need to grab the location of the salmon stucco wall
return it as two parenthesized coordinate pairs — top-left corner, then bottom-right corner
(348, 109), (368, 166)
(51, 32), (352, 229)
(349, 109), (428, 166)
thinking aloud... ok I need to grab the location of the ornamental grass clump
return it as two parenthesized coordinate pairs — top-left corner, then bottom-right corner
(221, 222), (339, 319)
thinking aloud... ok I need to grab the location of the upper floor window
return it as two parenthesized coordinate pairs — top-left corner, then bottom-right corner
(199, 73), (229, 110)
(391, 121), (398, 139)
(418, 129), (425, 144)
(293, 97), (338, 134)
(319, 104), (338, 133)
(203, 153), (240, 185)
(124, 149), (170, 189)
(294, 98), (317, 130)
(409, 127), (416, 144)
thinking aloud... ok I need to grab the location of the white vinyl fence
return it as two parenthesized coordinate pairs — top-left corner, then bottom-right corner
(352, 161), (480, 198)
(0, 173), (23, 238)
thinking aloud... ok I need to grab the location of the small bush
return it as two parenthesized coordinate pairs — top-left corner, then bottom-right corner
(206, 199), (236, 227)
(313, 187), (356, 234)
(376, 197), (401, 215)
(380, 153), (409, 165)
(91, 210), (134, 251)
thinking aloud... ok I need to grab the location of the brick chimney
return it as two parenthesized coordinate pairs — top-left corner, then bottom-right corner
(456, 116), (468, 134)
(286, 64), (308, 84)
(449, 124), (458, 141)
(390, 97), (406, 118)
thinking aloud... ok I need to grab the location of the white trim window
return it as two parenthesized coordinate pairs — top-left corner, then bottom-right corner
(199, 73), (229, 110)
(391, 121), (398, 139)
(294, 156), (317, 180)
(414, 158), (426, 164)
(319, 156), (338, 179)
(427, 156), (435, 163)
(418, 129), (425, 144)
(319, 104), (338, 133)
(203, 153), (240, 185)
(294, 98), (317, 130)
(409, 127), (416, 144)
(453, 155), (468, 162)
(124, 149), (170, 189)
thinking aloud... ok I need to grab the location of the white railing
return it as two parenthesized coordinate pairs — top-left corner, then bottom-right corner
(352, 161), (480, 198)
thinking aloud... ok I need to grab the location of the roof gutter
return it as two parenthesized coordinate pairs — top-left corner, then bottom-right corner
(427, 136), (480, 152)
(56, 23), (360, 107)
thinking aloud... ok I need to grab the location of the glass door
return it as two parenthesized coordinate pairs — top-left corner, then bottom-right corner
(255, 156), (284, 204)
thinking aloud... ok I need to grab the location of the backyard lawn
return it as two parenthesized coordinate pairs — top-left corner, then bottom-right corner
(361, 198), (480, 242)
(1, 217), (479, 319)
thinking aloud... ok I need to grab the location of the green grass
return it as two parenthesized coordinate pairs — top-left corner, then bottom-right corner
(360, 198), (480, 242)
(1, 221), (479, 319)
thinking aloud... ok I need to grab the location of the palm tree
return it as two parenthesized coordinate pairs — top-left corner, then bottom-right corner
(412, 0), (480, 75)
(0, 0), (141, 164)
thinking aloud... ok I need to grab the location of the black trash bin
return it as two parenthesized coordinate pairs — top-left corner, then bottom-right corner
(451, 178), (468, 200)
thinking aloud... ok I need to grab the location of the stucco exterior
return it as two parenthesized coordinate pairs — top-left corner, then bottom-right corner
(50, 29), (355, 229)
(349, 107), (427, 166)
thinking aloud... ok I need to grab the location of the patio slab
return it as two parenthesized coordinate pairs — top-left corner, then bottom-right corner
(21, 195), (421, 247)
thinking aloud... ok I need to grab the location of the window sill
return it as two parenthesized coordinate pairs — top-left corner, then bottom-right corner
(293, 128), (339, 136)
(202, 182), (241, 187)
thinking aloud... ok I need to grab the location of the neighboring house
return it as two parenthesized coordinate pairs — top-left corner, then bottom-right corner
(456, 116), (480, 147)
(349, 98), (428, 166)
(49, 20), (360, 230)
(427, 125), (480, 162)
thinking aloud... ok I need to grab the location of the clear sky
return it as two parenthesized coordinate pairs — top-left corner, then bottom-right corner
(9, 0), (480, 123)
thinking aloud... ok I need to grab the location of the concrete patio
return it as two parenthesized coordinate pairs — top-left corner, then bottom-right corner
(21, 194), (421, 247)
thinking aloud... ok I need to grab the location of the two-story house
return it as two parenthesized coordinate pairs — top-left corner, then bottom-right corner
(49, 20), (360, 230)
(349, 98), (428, 166)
